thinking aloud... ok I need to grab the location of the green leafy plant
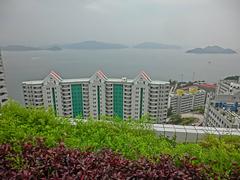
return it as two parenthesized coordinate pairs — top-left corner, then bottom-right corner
(0, 100), (239, 177)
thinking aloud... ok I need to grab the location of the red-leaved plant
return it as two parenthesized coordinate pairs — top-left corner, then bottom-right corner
(0, 139), (239, 179)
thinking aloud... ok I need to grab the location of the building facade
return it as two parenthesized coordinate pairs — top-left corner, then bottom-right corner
(204, 78), (240, 129)
(22, 70), (170, 122)
(0, 51), (8, 107)
(204, 95), (240, 129)
(216, 78), (240, 95)
(169, 89), (206, 114)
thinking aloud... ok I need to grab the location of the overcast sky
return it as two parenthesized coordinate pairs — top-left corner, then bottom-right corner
(0, 0), (239, 49)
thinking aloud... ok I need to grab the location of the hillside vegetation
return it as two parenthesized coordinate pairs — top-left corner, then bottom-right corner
(0, 101), (239, 179)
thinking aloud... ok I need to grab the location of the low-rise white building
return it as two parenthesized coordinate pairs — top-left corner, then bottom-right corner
(204, 97), (240, 129)
(216, 77), (240, 95)
(169, 89), (206, 114)
(22, 70), (170, 123)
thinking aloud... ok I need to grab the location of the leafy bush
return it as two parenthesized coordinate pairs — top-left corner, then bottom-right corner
(0, 100), (171, 159)
(0, 141), (213, 179)
(0, 100), (240, 178)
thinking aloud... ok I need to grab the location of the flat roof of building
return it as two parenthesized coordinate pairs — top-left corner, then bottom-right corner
(151, 80), (170, 85)
(22, 80), (43, 85)
(107, 78), (133, 83)
(197, 83), (217, 89)
(23, 78), (170, 85)
(62, 78), (90, 83)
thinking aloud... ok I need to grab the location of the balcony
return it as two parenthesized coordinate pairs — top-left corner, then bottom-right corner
(62, 94), (71, 98)
(62, 100), (71, 104)
(34, 97), (43, 101)
(61, 87), (70, 91)
(83, 95), (89, 99)
(124, 97), (131, 101)
(61, 89), (70, 93)
(149, 97), (158, 100)
(106, 95), (113, 99)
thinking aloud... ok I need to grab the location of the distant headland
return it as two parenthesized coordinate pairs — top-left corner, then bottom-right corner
(62, 41), (128, 49)
(186, 46), (237, 54)
(0, 45), (62, 51)
(0, 41), (182, 51)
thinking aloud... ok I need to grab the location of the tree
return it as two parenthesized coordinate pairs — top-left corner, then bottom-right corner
(193, 106), (205, 114)
(169, 114), (181, 124)
(167, 107), (173, 117)
(140, 113), (152, 123)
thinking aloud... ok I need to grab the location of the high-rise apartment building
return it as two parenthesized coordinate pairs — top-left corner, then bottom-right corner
(22, 70), (170, 122)
(0, 51), (8, 106)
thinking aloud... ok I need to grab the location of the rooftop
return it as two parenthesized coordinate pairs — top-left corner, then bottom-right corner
(62, 78), (90, 83)
(22, 80), (43, 85)
(22, 70), (170, 85)
(197, 83), (217, 89)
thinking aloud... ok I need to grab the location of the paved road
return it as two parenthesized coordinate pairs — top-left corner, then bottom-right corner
(181, 113), (204, 126)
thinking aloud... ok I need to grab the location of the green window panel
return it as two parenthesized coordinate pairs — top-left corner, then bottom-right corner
(71, 84), (83, 118)
(113, 84), (123, 119)
(140, 88), (143, 119)
(52, 88), (57, 115)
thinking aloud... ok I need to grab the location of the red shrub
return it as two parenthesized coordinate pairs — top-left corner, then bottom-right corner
(0, 141), (238, 179)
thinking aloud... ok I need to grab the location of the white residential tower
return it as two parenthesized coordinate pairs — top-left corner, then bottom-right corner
(0, 51), (8, 106)
(22, 70), (170, 123)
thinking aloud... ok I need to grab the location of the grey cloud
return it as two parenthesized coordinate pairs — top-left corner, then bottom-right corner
(0, 0), (239, 49)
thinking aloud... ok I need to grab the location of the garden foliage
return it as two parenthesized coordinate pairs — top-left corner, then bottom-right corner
(0, 101), (239, 178)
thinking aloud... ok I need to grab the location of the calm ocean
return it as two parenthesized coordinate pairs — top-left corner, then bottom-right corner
(2, 49), (240, 103)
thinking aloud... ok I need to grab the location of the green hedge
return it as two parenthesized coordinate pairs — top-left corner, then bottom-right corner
(0, 100), (239, 176)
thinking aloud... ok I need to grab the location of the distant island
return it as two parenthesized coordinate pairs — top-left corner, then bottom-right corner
(1, 41), (182, 51)
(186, 46), (237, 54)
(5, 43), (237, 53)
(1, 45), (62, 51)
(45, 46), (62, 51)
(0, 41), (127, 51)
(62, 41), (128, 49)
(1, 45), (42, 51)
(133, 42), (181, 49)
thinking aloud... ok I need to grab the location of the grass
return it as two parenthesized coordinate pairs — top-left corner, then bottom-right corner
(0, 100), (240, 177)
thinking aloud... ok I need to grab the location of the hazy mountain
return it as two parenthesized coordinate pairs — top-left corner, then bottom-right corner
(186, 46), (237, 54)
(1, 45), (62, 51)
(133, 42), (181, 49)
(45, 46), (62, 51)
(1, 45), (41, 51)
(62, 41), (128, 49)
